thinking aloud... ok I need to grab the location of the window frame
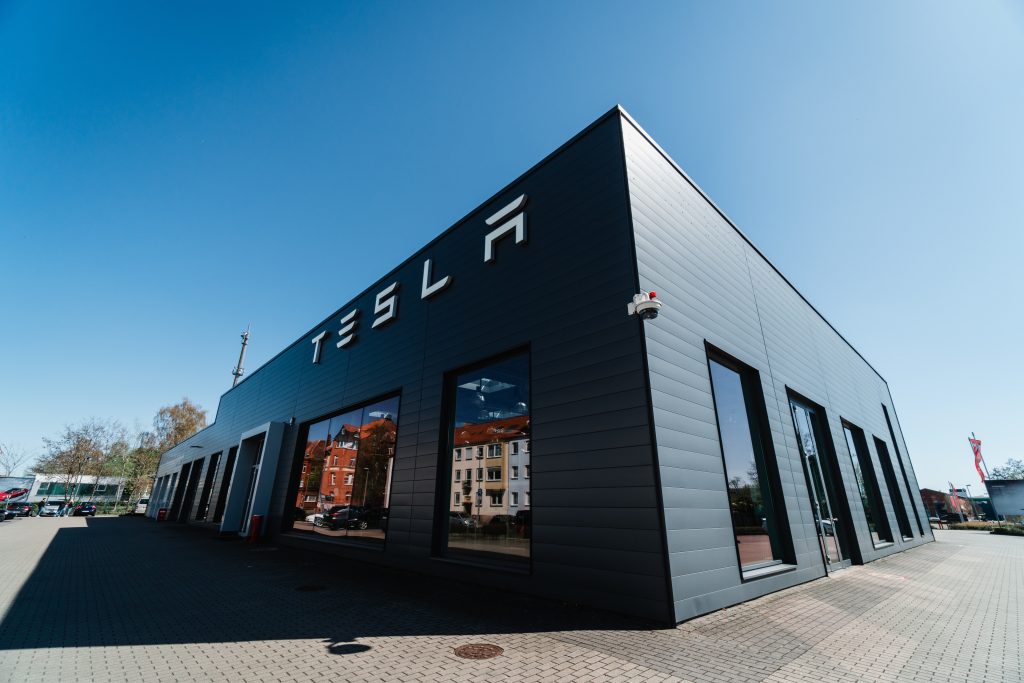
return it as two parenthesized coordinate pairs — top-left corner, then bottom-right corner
(433, 346), (531, 571)
(705, 344), (794, 578)
(841, 420), (894, 548)
(282, 390), (402, 547)
(873, 436), (914, 541)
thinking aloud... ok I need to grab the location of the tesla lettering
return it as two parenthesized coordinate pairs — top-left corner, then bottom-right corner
(310, 194), (528, 363)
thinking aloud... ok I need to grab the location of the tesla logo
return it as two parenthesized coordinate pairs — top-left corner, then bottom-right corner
(484, 194), (527, 263)
(309, 195), (529, 364)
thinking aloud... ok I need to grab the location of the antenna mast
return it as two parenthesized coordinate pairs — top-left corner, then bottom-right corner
(232, 324), (251, 387)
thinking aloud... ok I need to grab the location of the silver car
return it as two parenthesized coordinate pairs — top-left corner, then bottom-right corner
(39, 502), (62, 517)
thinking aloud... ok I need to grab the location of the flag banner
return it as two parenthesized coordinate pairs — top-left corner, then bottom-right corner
(970, 437), (985, 483)
(948, 483), (963, 517)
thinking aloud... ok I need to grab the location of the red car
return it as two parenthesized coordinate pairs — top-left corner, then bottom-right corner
(6, 502), (35, 517)
(0, 488), (30, 502)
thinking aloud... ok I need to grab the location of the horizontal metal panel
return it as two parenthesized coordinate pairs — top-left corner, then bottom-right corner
(622, 112), (932, 624)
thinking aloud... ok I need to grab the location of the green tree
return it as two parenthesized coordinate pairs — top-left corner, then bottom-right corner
(153, 398), (208, 452)
(990, 458), (1024, 480)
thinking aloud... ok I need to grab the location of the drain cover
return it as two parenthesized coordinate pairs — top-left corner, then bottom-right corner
(295, 584), (327, 592)
(453, 644), (504, 660)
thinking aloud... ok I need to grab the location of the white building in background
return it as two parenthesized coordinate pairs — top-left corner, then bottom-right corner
(30, 474), (127, 503)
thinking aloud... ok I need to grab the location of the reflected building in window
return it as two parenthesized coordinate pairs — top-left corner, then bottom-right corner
(291, 396), (398, 542)
(444, 354), (530, 564)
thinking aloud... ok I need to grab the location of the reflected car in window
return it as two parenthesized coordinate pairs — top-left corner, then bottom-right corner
(318, 505), (385, 531)
(482, 515), (516, 536)
(513, 510), (531, 538)
(449, 511), (478, 533)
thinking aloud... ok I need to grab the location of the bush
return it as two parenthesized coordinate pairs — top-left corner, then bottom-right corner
(991, 526), (1024, 537)
(947, 522), (995, 530)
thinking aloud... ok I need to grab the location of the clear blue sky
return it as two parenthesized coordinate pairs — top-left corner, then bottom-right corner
(2, 2), (1021, 491)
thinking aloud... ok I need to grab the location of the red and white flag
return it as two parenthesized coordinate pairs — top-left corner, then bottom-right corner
(969, 437), (985, 483)
(948, 483), (963, 516)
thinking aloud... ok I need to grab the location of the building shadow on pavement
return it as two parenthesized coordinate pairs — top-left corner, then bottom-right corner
(0, 517), (653, 653)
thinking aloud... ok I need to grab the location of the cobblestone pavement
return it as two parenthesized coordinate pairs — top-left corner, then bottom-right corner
(0, 517), (1019, 682)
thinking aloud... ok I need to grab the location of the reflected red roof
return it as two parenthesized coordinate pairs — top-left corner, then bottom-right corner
(453, 415), (529, 447)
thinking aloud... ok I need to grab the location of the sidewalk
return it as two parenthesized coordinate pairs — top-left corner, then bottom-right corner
(0, 517), (1019, 682)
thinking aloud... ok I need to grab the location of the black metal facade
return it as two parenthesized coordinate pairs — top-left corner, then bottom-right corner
(154, 107), (932, 624)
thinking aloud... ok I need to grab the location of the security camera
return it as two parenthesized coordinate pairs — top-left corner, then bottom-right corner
(627, 291), (662, 320)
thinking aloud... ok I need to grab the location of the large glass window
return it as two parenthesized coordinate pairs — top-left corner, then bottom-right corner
(881, 404), (925, 536)
(843, 423), (893, 546)
(195, 451), (221, 521)
(443, 353), (530, 564)
(791, 399), (847, 568)
(290, 395), (399, 543)
(873, 437), (914, 540)
(708, 356), (786, 571)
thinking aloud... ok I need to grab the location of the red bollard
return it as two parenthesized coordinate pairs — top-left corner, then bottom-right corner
(156, 508), (168, 522)
(248, 514), (263, 542)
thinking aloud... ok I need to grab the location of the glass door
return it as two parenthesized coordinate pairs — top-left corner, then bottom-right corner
(790, 399), (847, 572)
(239, 435), (265, 534)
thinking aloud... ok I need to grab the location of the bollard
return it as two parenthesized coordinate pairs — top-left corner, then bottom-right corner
(156, 508), (168, 522)
(248, 514), (263, 542)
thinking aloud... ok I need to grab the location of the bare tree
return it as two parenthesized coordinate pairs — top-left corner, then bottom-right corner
(33, 419), (118, 501)
(0, 443), (30, 477)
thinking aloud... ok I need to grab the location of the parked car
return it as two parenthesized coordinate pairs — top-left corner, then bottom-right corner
(449, 511), (478, 533)
(6, 503), (35, 517)
(513, 509), (531, 538)
(482, 514), (516, 536)
(73, 502), (98, 516)
(2, 507), (15, 520)
(0, 487), (30, 502)
(39, 501), (63, 517)
(133, 498), (149, 515)
(317, 505), (385, 531)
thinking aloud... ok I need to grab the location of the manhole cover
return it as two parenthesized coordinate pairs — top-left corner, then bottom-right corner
(295, 584), (327, 592)
(453, 644), (504, 660)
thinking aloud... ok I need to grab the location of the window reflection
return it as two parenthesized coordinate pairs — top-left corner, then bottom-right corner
(843, 424), (893, 546)
(791, 401), (843, 565)
(708, 358), (783, 569)
(291, 396), (399, 543)
(444, 354), (530, 563)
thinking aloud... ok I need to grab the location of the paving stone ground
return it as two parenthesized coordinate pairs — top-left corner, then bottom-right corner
(0, 516), (1019, 682)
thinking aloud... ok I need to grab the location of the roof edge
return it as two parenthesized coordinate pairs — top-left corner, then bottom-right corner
(202, 105), (630, 414)
(615, 106), (888, 384)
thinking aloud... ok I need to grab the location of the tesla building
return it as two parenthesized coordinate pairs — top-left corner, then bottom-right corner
(150, 107), (932, 624)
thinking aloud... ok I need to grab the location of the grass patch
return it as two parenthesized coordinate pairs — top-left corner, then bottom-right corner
(947, 522), (996, 530)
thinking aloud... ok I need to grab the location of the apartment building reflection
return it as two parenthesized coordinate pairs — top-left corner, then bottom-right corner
(292, 397), (398, 542)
